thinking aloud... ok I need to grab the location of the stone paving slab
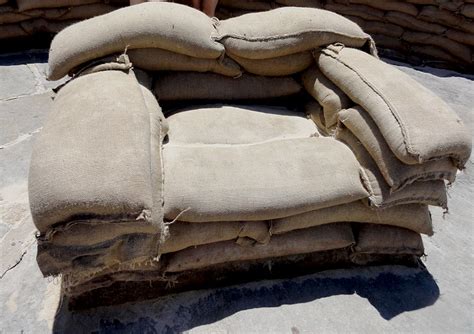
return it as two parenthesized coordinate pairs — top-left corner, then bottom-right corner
(0, 52), (472, 334)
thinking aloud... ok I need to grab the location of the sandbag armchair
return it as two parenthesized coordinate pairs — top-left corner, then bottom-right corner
(28, 3), (471, 308)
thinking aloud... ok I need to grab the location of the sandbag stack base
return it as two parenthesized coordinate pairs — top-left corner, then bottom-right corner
(66, 246), (421, 310)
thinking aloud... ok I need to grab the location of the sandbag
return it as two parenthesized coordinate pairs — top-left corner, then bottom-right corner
(214, 7), (376, 60)
(339, 0), (418, 16)
(227, 51), (314, 76)
(166, 104), (318, 145)
(37, 230), (160, 276)
(462, 4), (474, 19)
(446, 29), (474, 47)
(154, 72), (302, 101)
(275, 0), (323, 7)
(385, 11), (446, 35)
(418, 6), (474, 34)
(336, 127), (448, 209)
(353, 18), (405, 38)
(20, 18), (79, 34)
(162, 221), (270, 253)
(0, 23), (28, 39)
(371, 34), (405, 51)
(48, 2), (224, 80)
(36, 219), (269, 275)
(302, 65), (352, 131)
(36, 4), (118, 21)
(215, 7), (253, 20)
(165, 223), (355, 272)
(29, 69), (167, 234)
(272, 201), (433, 235)
(0, 4), (117, 25)
(409, 45), (462, 64)
(338, 107), (457, 191)
(163, 137), (369, 222)
(317, 45), (471, 168)
(402, 31), (472, 63)
(218, 0), (274, 11)
(0, 6), (30, 25)
(17, 0), (100, 11)
(127, 48), (241, 77)
(353, 224), (424, 256)
(324, 3), (385, 22)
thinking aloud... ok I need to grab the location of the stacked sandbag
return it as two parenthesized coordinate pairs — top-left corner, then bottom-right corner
(28, 4), (471, 305)
(0, 0), (125, 41)
(302, 44), (471, 210)
(215, 0), (474, 71)
(212, 7), (377, 77)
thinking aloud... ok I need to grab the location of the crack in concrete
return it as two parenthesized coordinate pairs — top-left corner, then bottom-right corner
(0, 249), (27, 279)
(26, 64), (49, 95)
(0, 128), (42, 149)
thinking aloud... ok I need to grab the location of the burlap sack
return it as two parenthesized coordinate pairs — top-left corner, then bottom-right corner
(227, 51), (314, 76)
(337, 0), (418, 16)
(0, 24), (28, 39)
(275, 0), (323, 7)
(29, 69), (166, 234)
(302, 65), (352, 131)
(215, 7), (253, 20)
(154, 72), (302, 101)
(324, 3), (385, 22)
(164, 137), (369, 222)
(162, 220), (270, 253)
(419, 6), (474, 34)
(272, 201), (433, 235)
(38, 4), (118, 21)
(20, 18), (79, 34)
(165, 223), (355, 272)
(48, 3), (224, 80)
(336, 127), (448, 209)
(462, 4), (474, 19)
(317, 45), (471, 168)
(384, 11), (446, 35)
(402, 31), (472, 63)
(37, 230), (160, 276)
(1, 4), (117, 25)
(166, 104), (318, 145)
(446, 29), (474, 47)
(38, 220), (158, 247)
(353, 224), (424, 256)
(37, 219), (270, 275)
(410, 45), (461, 64)
(370, 34), (405, 51)
(349, 17), (405, 38)
(219, 0), (274, 10)
(338, 107), (457, 191)
(127, 48), (241, 77)
(0, 6), (30, 25)
(214, 7), (376, 60)
(17, 0), (100, 11)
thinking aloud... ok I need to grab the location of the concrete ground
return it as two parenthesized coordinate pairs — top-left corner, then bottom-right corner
(0, 51), (472, 333)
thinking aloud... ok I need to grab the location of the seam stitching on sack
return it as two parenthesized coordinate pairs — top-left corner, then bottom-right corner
(322, 48), (419, 163)
(370, 196), (447, 210)
(334, 49), (468, 167)
(37, 218), (151, 243)
(213, 29), (371, 44)
(339, 112), (457, 191)
(390, 171), (456, 193)
(329, 50), (466, 166)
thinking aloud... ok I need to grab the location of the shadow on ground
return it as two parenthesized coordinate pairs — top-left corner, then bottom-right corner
(52, 265), (439, 333)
